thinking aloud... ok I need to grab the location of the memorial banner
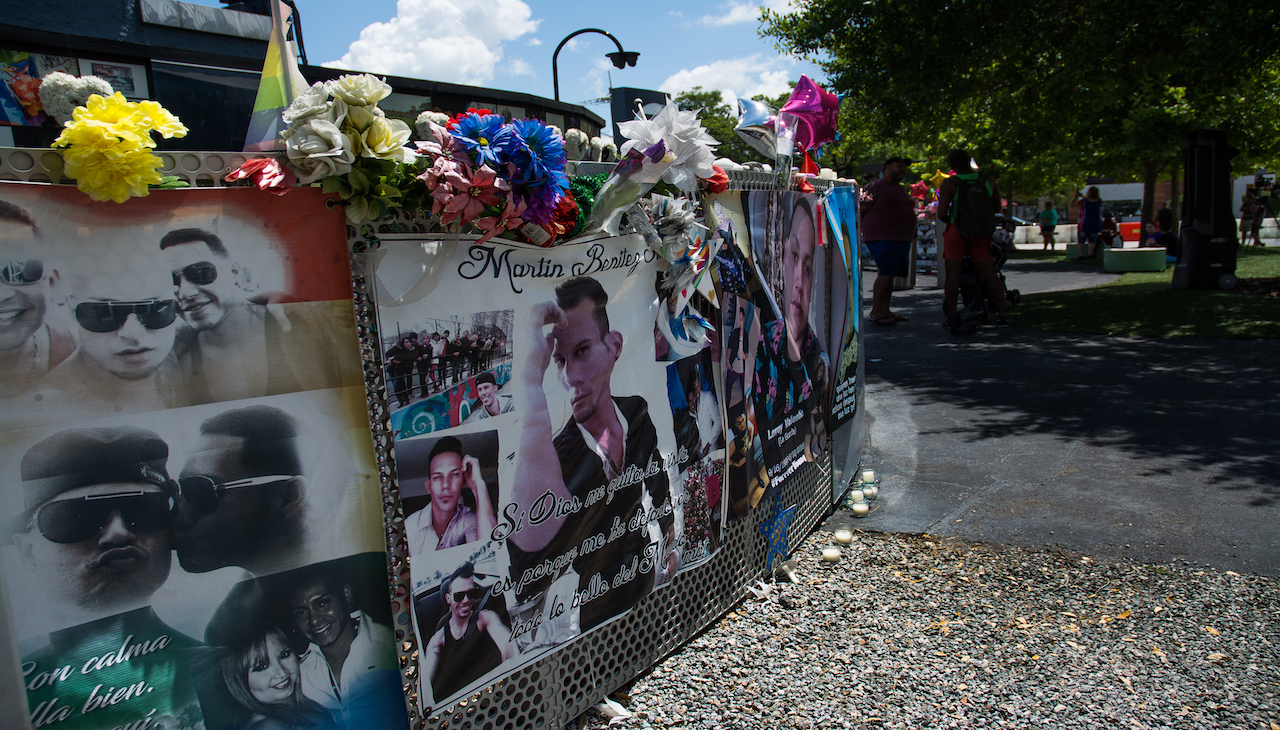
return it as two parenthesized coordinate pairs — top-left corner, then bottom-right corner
(742, 190), (830, 503)
(0, 185), (407, 730)
(370, 234), (719, 713)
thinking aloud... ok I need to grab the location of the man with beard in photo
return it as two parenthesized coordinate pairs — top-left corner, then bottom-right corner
(513, 276), (674, 632)
(12, 427), (202, 728)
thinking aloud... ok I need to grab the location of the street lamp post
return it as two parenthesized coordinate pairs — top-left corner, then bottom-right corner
(552, 28), (639, 102)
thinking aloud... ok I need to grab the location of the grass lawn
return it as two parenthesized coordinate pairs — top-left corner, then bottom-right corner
(1014, 246), (1280, 338)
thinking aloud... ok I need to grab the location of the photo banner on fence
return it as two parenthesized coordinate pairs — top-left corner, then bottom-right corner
(369, 233), (723, 713)
(0, 184), (408, 730)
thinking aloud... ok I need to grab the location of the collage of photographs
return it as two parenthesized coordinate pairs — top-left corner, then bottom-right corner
(0, 185), (408, 730)
(371, 189), (861, 715)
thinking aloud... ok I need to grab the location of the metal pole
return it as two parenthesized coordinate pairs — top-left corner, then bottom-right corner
(552, 28), (627, 101)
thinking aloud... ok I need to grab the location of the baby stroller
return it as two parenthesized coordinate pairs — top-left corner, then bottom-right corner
(947, 217), (1021, 334)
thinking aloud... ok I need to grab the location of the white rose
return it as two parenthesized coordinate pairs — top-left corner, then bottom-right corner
(285, 118), (356, 183)
(329, 74), (392, 107)
(362, 116), (414, 161)
(282, 81), (332, 125)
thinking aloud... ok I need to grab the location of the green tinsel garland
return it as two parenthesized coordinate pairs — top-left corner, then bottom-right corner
(566, 173), (608, 239)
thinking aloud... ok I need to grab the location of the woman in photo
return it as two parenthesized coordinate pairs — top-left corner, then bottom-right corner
(222, 623), (334, 730)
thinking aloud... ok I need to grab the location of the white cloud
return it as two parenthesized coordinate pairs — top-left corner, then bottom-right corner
(507, 58), (535, 77)
(527, 37), (542, 46)
(324, 0), (540, 85)
(660, 54), (796, 113)
(697, 0), (795, 27)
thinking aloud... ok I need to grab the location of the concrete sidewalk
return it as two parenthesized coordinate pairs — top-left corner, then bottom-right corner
(851, 259), (1280, 576)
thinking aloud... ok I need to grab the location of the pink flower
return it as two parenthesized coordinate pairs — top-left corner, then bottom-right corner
(441, 164), (508, 224)
(415, 122), (468, 188)
(224, 157), (295, 195)
(474, 197), (528, 245)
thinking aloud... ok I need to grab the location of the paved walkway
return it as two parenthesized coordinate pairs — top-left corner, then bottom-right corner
(849, 258), (1280, 576)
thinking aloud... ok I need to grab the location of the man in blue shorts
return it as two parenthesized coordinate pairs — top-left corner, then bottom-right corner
(859, 156), (917, 324)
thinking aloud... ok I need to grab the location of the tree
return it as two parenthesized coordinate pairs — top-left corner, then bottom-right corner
(763, 0), (1280, 226)
(672, 87), (771, 165)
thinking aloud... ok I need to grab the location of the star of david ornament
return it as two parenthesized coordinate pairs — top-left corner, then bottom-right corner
(758, 494), (797, 574)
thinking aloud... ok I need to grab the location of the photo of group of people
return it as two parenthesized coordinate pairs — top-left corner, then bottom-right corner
(374, 236), (693, 713)
(1, 186), (407, 730)
(379, 309), (514, 437)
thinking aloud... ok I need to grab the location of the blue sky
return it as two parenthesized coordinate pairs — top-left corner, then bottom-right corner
(193, 0), (823, 138)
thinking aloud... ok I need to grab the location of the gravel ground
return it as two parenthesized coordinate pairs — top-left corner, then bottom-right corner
(582, 530), (1280, 730)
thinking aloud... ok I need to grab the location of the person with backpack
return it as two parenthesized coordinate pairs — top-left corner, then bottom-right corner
(936, 148), (1010, 329)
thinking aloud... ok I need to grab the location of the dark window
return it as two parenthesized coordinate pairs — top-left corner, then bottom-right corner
(152, 61), (259, 151)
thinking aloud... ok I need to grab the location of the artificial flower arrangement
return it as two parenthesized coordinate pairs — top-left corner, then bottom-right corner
(51, 91), (189, 204)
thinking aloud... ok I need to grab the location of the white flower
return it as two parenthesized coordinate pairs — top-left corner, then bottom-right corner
(589, 136), (603, 162)
(618, 104), (719, 193)
(362, 116), (415, 163)
(38, 72), (113, 126)
(282, 81), (332, 125)
(285, 118), (356, 183)
(564, 128), (589, 160)
(414, 110), (450, 138)
(601, 140), (618, 162)
(328, 74), (392, 106)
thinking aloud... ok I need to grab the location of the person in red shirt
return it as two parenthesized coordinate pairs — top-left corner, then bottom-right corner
(859, 156), (917, 325)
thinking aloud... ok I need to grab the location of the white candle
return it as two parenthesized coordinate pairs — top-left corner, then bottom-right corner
(821, 546), (842, 562)
(833, 528), (853, 544)
(862, 484), (879, 500)
(861, 469), (876, 484)
(848, 488), (865, 504)
(851, 501), (870, 517)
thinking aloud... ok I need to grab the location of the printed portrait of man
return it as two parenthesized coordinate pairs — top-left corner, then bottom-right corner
(286, 565), (405, 728)
(0, 200), (73, 405)
(173, 405), (309, 576)
(513, 275), (674, 632)
(418, 562), (514, 708)
(38, 250), (183, 419)
(200, 555), (406, 730)
(158, 226), (359, 405)
(753, 194), (829, 467)
(404, 435), (498, 556)
(10, 426), (206, 730)
(462, 371), (515, 422)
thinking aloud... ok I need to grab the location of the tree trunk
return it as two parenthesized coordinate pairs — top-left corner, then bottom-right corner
(1141, 158), (1159, 243)
(1170, 163), (1181, 235)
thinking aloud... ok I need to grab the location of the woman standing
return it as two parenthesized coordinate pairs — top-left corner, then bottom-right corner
(1072, 187), (1104, 258)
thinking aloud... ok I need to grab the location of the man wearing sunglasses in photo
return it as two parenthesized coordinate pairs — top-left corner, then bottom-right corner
(39, 256), (183, 420)
(420, 562), (513, 708)
(0, 201), (75, 403)
(172, 405), (308, 576)
(159, 227), (359, 405)
(11, 427), (205, 727)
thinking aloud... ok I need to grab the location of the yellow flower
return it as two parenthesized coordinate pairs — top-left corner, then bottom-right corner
(135, 100), (188, 139)
(51, 92), (186, 203)
(64, 147), (164, 204)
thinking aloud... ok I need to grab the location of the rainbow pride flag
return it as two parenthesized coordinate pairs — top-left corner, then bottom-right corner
(243, 1), (308, 152)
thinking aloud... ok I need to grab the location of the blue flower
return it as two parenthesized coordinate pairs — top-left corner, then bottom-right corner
(510, 119), (569, 189)
(451, 112), (515, 169)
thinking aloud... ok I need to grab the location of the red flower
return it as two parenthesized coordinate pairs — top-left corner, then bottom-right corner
(446, 107), (495, 130)
(474, 197), (528, 245)
(224, 157), (295, 196)
(700, 164), (729, 194)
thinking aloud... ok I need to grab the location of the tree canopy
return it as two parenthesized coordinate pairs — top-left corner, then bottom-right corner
(673, 87), (772, 165)
(762, 0), (1280, 218)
